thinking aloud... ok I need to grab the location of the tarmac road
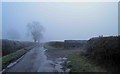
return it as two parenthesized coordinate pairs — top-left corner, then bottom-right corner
(5, 45), (56, 72)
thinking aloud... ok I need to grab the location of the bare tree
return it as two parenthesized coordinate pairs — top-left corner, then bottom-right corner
(27, 21), (44, 42)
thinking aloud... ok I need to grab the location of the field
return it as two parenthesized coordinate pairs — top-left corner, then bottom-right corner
(44, 36), (120, 72)
(44, 41), (104, 72)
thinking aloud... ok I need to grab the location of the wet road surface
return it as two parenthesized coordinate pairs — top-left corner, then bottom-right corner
(5, 45), (60, 72)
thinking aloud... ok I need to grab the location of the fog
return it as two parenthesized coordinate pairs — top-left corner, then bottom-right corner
(0, 2), (2, 39)
(2, 2), (118, 42)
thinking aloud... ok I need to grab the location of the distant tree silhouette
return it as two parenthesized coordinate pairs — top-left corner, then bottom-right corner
(27, 21), (44, 42)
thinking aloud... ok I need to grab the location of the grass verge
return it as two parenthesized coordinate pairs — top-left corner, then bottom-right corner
(1, 45), (35, 69)
(67, 53), (106, 72)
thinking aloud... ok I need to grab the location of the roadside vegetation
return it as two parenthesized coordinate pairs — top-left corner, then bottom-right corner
(84, 36), (119, 72)
(2, 39), (35, 56)
(2, 48), (26, 69)
(1, 45), (35, 69)
(67, 36), (119, 72)
(45, 36), (119, 72)
(1, 39), (37, 69)
(67, 53), (105, 72)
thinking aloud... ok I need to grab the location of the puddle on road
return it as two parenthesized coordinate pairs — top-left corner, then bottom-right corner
(37, 47), (70, 72)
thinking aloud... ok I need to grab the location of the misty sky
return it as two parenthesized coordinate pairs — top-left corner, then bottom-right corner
(2, 2), (118, 42)
(0, 2), (1, 39)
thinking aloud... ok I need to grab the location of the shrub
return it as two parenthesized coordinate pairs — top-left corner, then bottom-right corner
(2, 39), (35, 56)
(85, 36), (120, 72)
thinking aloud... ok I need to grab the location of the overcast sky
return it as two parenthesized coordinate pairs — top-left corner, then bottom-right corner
(0, 2), (1, 39)
(2, 2), (118, 42)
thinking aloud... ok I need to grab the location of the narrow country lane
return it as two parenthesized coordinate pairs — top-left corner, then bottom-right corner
(5, 45), (57, 72)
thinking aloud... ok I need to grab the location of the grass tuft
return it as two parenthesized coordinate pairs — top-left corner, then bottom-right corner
(67, 53), (106, 72)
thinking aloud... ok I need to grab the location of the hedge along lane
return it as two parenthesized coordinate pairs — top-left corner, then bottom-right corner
(1, 44), (37, 70)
